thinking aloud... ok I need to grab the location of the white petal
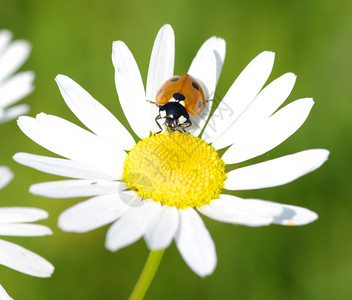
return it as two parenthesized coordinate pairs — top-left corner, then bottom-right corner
(188, 104), (212, 137)
(0, 71), (34, 109)
(188, 36), (226, 138)
(187, 49), (217, 137)
(0, 29), (12, 54)
(112, 41), (149, 139)
(0, 166), (13, 189)
(222, 98), (314, 164)
(198, 194), (283, 227)
(0, 207), (48, 223)
(0, 283), (13, 300)
(17, 114), (126, 177)
(0, 224), (52, 236)
(213, 72), (296, 150)
(0, 104), (29, 124)
(199, 194), (317, 227)
(105, 200), (160, 252)
(241, 72), (297, 121)
(146, 25), (175, 133)
(175, 208), (216, 277)
(58, 193), (129, 233)
(0, 40), (31, 82)
(225, 149), (330, 190)
(198, 36), (226, 84)
(202, 51), (275, 144)
(0, 239), (54, 277)
(55, 74), (135, 150)
(30, 179), (122, 198)
(146, 24), (175, 100)
(188, 48), (217, 101)
(13, 152), (118, 180)
(272, 204), (318, 226)
(144, 205), (179, 250)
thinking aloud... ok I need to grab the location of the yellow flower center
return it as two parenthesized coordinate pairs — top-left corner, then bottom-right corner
(123, 132), (226, 209)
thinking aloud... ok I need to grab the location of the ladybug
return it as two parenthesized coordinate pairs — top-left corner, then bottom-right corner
(155, 74), (206, 132)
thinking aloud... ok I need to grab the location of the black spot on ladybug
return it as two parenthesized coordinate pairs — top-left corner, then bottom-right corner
(192, 82), (199, 90)
(170, 77), (179, 82)
(173, 93), (186, 101)
(198, 101), (202, 108)
(158, 88), (162, 95)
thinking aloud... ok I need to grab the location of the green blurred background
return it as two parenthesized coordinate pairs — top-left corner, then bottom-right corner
(0, 0), (350, 299)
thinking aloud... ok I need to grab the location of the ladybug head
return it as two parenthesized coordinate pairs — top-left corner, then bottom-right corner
(156, 102), (192, 132)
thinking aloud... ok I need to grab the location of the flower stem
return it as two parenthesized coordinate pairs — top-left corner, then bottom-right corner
(128, 250), (165, 300)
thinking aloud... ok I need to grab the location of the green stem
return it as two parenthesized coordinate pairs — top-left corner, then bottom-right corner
(128, 250), (165, 300)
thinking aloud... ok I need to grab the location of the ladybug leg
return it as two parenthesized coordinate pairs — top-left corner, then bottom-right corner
(146, 99), (157, 104)
(182, 119), (192, 128)
(155, 115), (163, 134)
(177, 119), (192, 133)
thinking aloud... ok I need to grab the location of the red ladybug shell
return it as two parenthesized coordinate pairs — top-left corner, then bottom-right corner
(156, 74), (206, 116)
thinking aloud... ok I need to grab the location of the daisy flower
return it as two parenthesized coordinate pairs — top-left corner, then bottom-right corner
(14, 24), (329, 279)
(0, 166), (54, 299)
(0, 29), (34, 124)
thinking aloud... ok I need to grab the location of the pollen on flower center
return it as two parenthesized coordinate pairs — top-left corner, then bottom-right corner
(122, 132), (226, 209)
